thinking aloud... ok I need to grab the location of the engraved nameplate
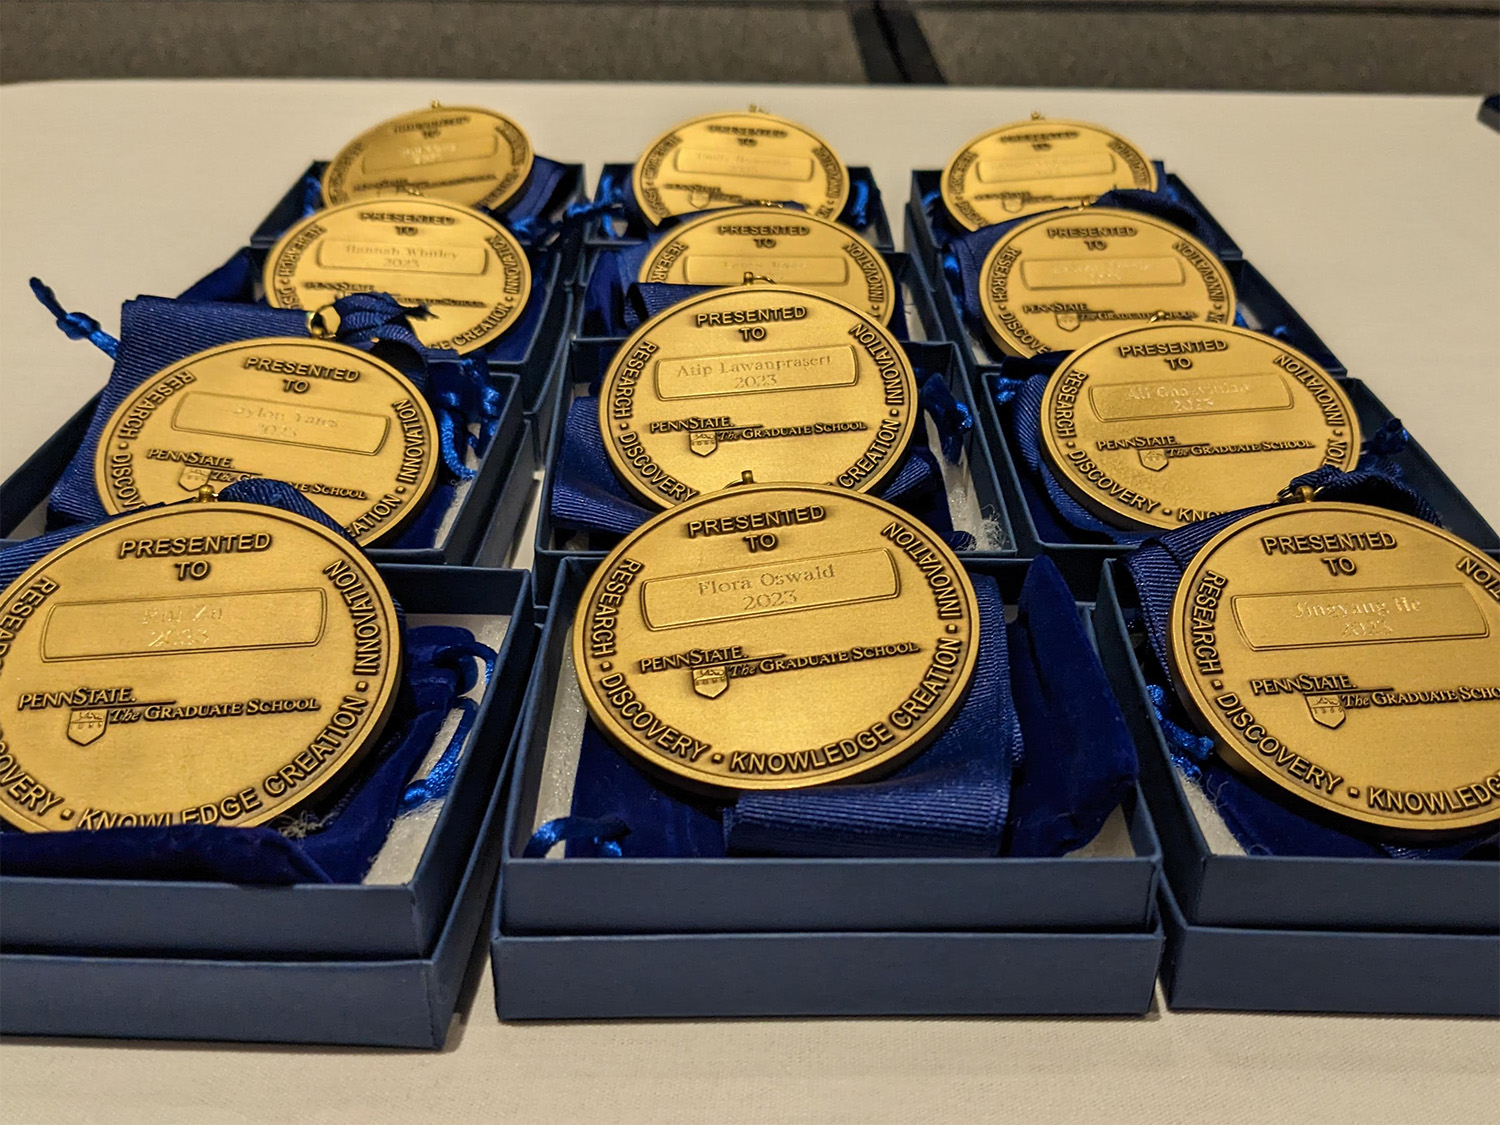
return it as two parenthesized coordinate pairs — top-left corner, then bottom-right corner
(363, 132), (499, 172)
(1020, 257), (1187, 290)
(1088, 372), (1294, 422)
(654, 345), (858, 400)
(1231, 584), (1488, 650)
(316, 240), (487, 275)
(682, 255), (850, 286)
(673, 148), (815, 182)
(641, 549), (899, 629)
(977, 152), (1116, 183)
(42, 589), (328, 660)
(172, 393), (390, 454)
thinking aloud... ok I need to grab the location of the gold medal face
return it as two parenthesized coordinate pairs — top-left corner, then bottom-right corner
(322, 105), (533, 212)
(598, 286), (918, 509)
(942, 119), (1156, 231)
(637, 206), (895, 323)
(1040, 325), (1360, 531)
(632, 111), (849, 226)
(1169, 502), (1500, 839)
(93, 339), (440, 546)
(573, 483), (979, 793)
(0, 502), (401, 832)
(263, 199), (531, 355)
(979, 207), (1235, 357)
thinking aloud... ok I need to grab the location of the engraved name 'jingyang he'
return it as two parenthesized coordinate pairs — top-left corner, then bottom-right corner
(0, 501), (401, 832)
(1168, 500), (1500, 840)
(573, 483), (979, 794)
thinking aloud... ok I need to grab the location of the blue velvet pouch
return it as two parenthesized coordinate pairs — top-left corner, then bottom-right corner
(1121, 468), (1496, 861)
(590, 163), (882, 245)
(0, 481), (498, 884)
(31, 283), (506, 551)
(529, 558), (1137, 860)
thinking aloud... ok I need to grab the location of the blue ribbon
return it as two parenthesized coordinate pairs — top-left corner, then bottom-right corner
(1122, 474), (1493, 860)
(398, 635), (499, 812)
(28, 278), (118, 357)
(524, 815), (629, 858)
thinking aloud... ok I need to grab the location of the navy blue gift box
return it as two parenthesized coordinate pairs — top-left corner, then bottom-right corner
(1093, 560), (1500, 1016)
(0, 366), (539, 568)
(585, 164), (895, 255)
(488, 556), (1164, 1020)
(979, 371), (1500, 595)
(530, 333), (1016, 607)
(0, 565), (536, 1046)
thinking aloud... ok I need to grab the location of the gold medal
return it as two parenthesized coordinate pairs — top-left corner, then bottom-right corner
(637, 206), (895, 323)
(322, 104), (534, 212)
(93, 339), (440, 546)
(978, 207), (1235, 358)
(942, 118), (1156, 231)
(0, 500), (401, 832)
(632, 110), (849, 226)
(1169, 501), (1500, 839)
(598, 286), (917, 509)
(574, 482), (979, 793)
(1040, 325), (1360, 531)
(264, 198), (531, 355)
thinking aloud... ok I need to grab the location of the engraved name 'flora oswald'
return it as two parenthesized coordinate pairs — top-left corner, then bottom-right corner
(574, 484), (978, 794)
(1168, 501), (1500, 839)
(0, 503), (400, 832)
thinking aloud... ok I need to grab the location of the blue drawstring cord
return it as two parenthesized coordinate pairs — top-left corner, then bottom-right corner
(29, 278), (118, 358)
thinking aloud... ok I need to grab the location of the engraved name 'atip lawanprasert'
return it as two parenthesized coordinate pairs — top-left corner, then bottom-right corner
(598, 286), (918, 508)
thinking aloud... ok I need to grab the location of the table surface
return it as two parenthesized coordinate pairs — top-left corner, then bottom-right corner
(0, 80), (1496, 1125)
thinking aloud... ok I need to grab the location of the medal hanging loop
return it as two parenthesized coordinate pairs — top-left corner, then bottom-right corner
(28, 278), (119, 358)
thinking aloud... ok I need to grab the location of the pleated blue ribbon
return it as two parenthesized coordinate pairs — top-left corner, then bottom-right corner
(1122, 472), (1492, 860)
(0, 483), (495, 883)
(30, 284), (504, 540)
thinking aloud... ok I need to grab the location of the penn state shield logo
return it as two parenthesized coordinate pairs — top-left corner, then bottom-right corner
(178, 465), (211, 491)
(689, 188), (713, 209)
(1138, 448), (1168, 472)
(1306, 694), (1346, 730)
(67, 708), (108, 746)
(1002, 196), (1024, 214)
(692, 666), (728, 699)
(688, 430), (718, 457)
(1054, 310), (1081, 332)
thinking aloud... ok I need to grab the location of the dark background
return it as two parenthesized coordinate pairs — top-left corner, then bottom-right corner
(2, 0), (1496, 92)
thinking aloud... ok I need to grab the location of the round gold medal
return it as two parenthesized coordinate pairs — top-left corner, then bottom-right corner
(1169, 501), (1500, 839)
(598, 286), (917, 509)
(93, 339), (440, 546)
(263, 198), (531, 355)
(322, 104), (534, 212)
(942, 118), (1156, 231)
(979, 207), (1235, 357)
(0, 500), (401, 832)
(1040, 325), (1360, 531)
(637, 206), (895, 322)
(631, 111), (849, 226)
(574, 483), (979, 793)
